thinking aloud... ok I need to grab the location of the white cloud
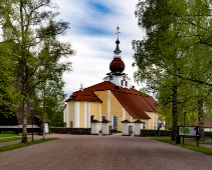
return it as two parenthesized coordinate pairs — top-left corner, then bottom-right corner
(54, 0), (145, 97)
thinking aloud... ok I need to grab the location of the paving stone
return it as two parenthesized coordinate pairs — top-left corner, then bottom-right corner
(0, 134), (211, 170)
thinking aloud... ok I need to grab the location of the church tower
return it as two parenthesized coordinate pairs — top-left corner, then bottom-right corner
(103, 27), (131, 88)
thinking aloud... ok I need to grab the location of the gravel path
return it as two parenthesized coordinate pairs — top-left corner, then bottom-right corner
(0, 134), (211, 170)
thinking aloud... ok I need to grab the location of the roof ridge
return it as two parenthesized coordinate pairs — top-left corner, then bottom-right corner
(84, 81), (115, 91)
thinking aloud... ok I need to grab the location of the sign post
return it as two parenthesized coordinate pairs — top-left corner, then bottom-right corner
(178, 126), (199, 146)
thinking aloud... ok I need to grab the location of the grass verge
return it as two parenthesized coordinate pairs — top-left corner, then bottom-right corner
(0, 134), (19, 138)
(153, 136), (212, 155)
(0, 137), (22, 143)
(0, 138), (57, 153)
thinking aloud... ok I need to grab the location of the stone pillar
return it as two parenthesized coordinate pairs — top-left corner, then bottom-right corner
(101, 119), (111, 135)
(133, 119), (144, 136)
(91, 119), (100, 135)
(121, 119), (132, 136)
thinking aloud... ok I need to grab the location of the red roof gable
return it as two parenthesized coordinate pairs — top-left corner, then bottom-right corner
(65, 89), (102, 103)
(65, 81), (157, 119)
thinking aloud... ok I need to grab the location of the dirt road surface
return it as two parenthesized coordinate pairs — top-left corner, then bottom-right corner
(0, 134), (211, 170)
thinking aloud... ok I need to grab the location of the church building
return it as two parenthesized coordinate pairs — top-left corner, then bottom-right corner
(63, 27), (160, 131)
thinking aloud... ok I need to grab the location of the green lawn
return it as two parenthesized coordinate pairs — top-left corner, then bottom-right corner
(0, 138), (57, 152)
(0, 134), (19, 138)
(152, 136), (212, 155)
(0, 137), (22, 143)
(0, 134), (22, 143)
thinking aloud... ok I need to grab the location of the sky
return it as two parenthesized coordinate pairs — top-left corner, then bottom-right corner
(54, 0), (145, 97)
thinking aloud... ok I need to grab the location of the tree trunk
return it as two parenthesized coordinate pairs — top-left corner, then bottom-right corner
(42, 119), (45, 140)
(171, 87), (178, 141)
(198, 100), (204, 138)
(42, 83), (46, 140)
(21, 97), (28, 143)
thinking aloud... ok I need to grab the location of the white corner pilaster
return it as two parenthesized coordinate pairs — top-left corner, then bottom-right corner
(122, 107), (126, 120)
(84, 102), (88, 128)
(66, 102), (69, 127)
(74, 102), (80, 127)
(99, 103), (102, 121)
(88, 102), (90, 128)
(107, 90), (111, 120)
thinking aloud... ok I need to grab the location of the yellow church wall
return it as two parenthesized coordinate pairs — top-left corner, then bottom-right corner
(79, 101), (85, 128)
(67, 97), (158, 131)
(94, 90), (136, 131)
(68, 102), (75, 127)
(110, 92), (124, 131)
(140, 119), (148, 129)
(110, 92), (122, 115)
(90, 102), (101, 120)
(144, 112), (158, 130)
(94, 91), (108, 119)
(66, 95), (159, 131)
(125, 111), (132, 121)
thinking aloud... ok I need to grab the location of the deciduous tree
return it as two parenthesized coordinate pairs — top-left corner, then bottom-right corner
(133, 0), (212, 139)
(0, 0), (74, 143)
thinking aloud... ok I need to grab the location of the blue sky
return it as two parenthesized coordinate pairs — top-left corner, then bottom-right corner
(54, 0), (145, 97)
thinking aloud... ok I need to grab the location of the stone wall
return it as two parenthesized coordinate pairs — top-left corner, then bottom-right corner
(50, 128), (91, 135)
(140, 130), (172, 137)
(204, 131), (212, 137)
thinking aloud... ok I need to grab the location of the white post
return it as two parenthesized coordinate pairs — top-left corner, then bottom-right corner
(133, 119), (144, 136)
(91, 120), (100, 135)
(102, 119), (111, 135)
(121, 119), (132, 136)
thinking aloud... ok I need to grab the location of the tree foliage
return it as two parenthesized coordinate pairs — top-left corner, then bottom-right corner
(0, 42), (20, 116)
(133, 0), (212, 139)
(34, 79), (66, 139)
(0, 0), (75, 143)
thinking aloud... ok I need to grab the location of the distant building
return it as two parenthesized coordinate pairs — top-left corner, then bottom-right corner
(63, 28), (161, 131)
(203, 118), (212, 132)
(0, 101), (49, 134)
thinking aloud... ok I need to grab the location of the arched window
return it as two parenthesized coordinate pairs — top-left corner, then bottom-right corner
(113, 115), (118, 131)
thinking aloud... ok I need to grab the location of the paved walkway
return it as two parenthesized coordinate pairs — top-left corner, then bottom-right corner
(0, 134), (212, 170)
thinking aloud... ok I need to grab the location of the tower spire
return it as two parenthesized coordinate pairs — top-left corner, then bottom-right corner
(113, 27), (122, 56)
(103, 27), (131, 88)
(115, 27), (121, 38)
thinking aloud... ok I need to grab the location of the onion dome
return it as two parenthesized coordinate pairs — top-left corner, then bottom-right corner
(109, 57), (125, 73)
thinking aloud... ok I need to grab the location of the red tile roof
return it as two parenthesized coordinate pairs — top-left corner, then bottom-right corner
(65, 81), (158, 119)
(65, 89), (102, 103)
(204, 118), (212, 128)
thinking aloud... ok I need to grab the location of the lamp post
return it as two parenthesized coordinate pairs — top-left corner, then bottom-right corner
(30, 106), (34, 142)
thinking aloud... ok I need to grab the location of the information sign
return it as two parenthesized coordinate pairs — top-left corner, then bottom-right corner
(178, 126), (198, 136)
